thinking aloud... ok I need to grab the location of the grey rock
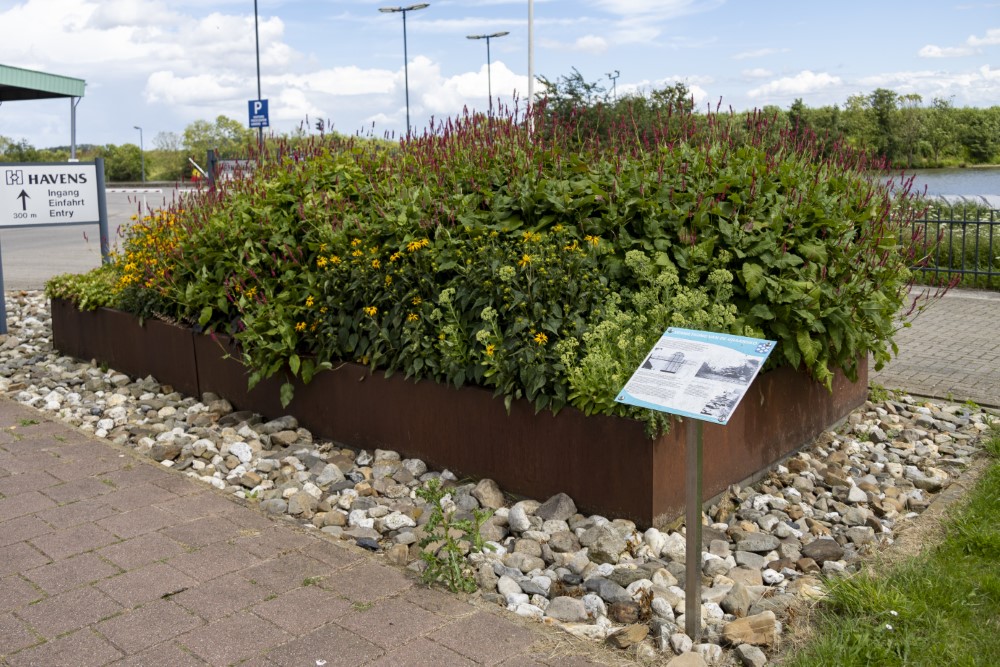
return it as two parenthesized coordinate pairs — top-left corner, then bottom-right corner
(545, 596), (588, 623)
(472, 478), (506, 509)
(535, 492), (577, 522)
(736, 534), (780, 553)
(583, 577), (631, 604)
(801, 538), (844, 563)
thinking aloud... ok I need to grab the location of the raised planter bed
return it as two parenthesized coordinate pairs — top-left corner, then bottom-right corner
(50, 299), (868, 527)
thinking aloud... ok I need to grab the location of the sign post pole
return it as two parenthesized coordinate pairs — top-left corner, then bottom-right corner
(0, 237), (7, 335)
(685, 418), (704, 642)
(95, 157), (110, 263)
(615, 327), (776, 646)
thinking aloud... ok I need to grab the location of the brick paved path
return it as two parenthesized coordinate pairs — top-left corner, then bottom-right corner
(870, 287), (1000, 407)
(0, 401), (614, 667)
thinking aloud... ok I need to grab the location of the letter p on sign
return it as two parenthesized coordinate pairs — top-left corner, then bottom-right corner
(248, 99), (269, 129)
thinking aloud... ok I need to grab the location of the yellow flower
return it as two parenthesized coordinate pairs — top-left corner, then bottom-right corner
(295, 322), (306, 332)
(533, 332), (548, 345)
(305, 296), (315, 307)
(407, 238), (430, 253)
(411, 296), (422, 306)
(518, 254), (532, 268)
(371, 258), (381, 269)
(364, 306), (378, 317)
(485, 343), (496, 356)
(390, 252), (402, 262)
(407, 313), (419, 323)
(320, 306), (328, 314)
(522, 231), (541, 243)
(584, 235), (600, 247)
(352, 249), (363, 258)
(351, 238), (362, 247)
(317, 256), (328, 268)
(246, 286), (258, 298)
(385, 275), (392, 285)
(329, 255), (341, 265)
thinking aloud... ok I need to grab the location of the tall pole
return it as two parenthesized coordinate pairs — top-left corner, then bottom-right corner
(380, 4), (430, 139)
(467, 31), (509, 116)
(607, 70), (620, 102)
(254, 0), (263, 149)
(133, 126), (145, 183)
(528, 0), (534, 107)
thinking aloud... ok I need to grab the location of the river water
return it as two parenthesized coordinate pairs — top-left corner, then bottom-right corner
(884, 167), (1000, 196)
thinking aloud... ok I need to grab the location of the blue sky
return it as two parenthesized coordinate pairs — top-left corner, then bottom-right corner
(1, 0), (999, 150)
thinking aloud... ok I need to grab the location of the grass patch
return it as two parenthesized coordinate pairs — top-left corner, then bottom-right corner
(781, 423), (1000, 666)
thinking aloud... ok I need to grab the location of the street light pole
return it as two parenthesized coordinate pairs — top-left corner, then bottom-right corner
(133, 125), (145, 183)
(466, 31), (510, 115)
(379, 3), (430, 138)
(253, 0), (263, 149)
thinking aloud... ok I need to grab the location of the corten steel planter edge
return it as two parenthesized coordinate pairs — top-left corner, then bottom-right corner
(51, 304), (868, 527)
(49, 299), (200, 398)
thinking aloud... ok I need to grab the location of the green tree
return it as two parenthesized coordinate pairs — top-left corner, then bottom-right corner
(958, 108), (998, 163)
(926, 97), (958, 165)
(897, 93), (924, 168)
(182, 115), (254, 162)
(100, 144), (144, 181)
(868, 88), (899, 163)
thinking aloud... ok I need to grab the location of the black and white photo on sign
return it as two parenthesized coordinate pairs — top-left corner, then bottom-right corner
(693, 349), (760, 386)
(700, 388), (742, 421)
(641, 347), (687, 374)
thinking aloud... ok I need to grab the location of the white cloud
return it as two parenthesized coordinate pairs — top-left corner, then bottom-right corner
(732, 47), (788, 61)
(967, 26), (1000, 45)
(747, 70), (842, 98)
(919, 44), (976, 58)
(742, 68), (773, 79)
(539, 34), (609, 54)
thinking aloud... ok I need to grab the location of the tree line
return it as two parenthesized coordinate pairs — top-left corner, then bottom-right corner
(537, 69), (999, 169)
(2, 72), (997, 179)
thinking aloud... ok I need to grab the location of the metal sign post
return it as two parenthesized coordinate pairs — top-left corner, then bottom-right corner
(617, 328), (776, 643)
(0, 158), (110, 334)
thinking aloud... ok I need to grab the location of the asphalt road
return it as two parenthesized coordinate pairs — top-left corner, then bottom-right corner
(0, 186), (192, 291)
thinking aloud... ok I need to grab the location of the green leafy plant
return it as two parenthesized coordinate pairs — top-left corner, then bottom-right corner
(414, 478), (492, 594)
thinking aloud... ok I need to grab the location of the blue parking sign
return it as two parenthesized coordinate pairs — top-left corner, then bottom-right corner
(248, 99), (269, 128)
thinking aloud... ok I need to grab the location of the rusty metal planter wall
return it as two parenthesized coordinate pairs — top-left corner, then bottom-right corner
(50, 299), (868, 527)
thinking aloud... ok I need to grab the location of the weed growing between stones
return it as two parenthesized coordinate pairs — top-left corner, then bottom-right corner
(416, 477), (493, 593)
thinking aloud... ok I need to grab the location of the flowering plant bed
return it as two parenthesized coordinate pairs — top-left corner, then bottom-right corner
(50, 297), (866, 526)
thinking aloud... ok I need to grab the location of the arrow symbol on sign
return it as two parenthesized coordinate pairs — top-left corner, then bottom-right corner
(16, 190), (29, 211)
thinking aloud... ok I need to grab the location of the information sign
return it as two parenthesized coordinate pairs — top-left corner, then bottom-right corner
(616, 328), (776, 424)
(0, 163), (100, 227)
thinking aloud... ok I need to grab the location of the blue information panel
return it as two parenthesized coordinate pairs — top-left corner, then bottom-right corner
(248, 99), (269, 128)
(616, 328), (776, 425)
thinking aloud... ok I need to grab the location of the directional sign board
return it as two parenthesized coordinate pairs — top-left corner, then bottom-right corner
(248, 99), (269, 128)
(616, 328), (776, 424)
(0, 162), (100, 227)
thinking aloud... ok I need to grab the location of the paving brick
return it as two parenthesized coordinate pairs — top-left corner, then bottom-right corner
(46, 456), (125, 483)
(0, 515), (52, 547)
(177, 612), (293, 666)
(366, 638), (476, 667)
(160, 516), (244, 549)
(96, 599), (204, 655)
(95, 505), (180, 539)
(16, 586), (122, 639)
(29, 522), (119, 561)
(0, 575), (44, 613)
(155, 491), (242, 518)
(300, 539), (365, 569)
(0, 471), (61, 497)
(100, 485), (180, 513)
(0, 611), (41, 654)
(427, 612), (539, 666)
(401, 585), (479, 618)
(264, 622), (383, 667)
(319, 561), (414, 604)
(0, 542), (50, 577)
(0, 491), (57, 522)
(97, 532), (188, 571)
(6, 628), (123, 667)
(97, 463), (169, 490)
(167, 540), (263, 580)
(334, 598), (446, 649)
(41, 477), (116, 505)
(240, 553), (343, 594)
(96, 562), (198, 609)
(106, 640), (209, 667)
(23, 552), (121, 595)
(35, 497), (117, 530)
(172, 572), (271, 621)
(228, 526), (318, 559)
(251, 585), (353, 634)
(147, 472), (205, 497)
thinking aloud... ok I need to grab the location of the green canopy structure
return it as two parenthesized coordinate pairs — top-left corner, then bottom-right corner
(0, 64), (86, 158)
